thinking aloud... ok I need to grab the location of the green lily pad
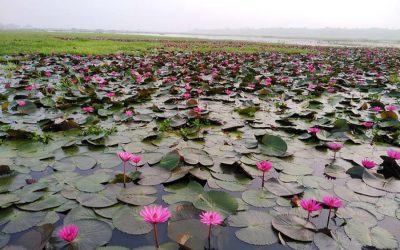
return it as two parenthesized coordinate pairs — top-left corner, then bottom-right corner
(112, 206), (152, 235)
(2, 210), (46, 234)
(344, 221), (398, 249)
(241, 189), (276, 208)
(260, 134), (288, 156)
(271, 214), (316, 242)
(53, 155), (97, 171)
(228, 210), (278, 245)
(117, 185), (157, 206)
(159, 151), (180, 171)
(193, 190), (238, 216)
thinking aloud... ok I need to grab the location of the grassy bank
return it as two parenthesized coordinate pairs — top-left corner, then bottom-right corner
(0, 31), (311, 55)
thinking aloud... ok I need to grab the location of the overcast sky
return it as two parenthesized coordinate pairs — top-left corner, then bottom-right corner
(1, 0), (400, 32)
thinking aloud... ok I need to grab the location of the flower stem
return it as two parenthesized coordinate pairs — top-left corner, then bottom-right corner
(153, 223), (159, 248)
(208, 225), (211, 250)
(326, 208), (332, 228)
(307, 212), (310, 221)
(333, 151), (336, 160)
(135, 162), (138, 171)
(262, 172), (265, 189)
(123, 161), (126, 188)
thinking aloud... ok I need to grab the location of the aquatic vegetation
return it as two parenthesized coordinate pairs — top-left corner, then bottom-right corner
(0, 43), (400, 249)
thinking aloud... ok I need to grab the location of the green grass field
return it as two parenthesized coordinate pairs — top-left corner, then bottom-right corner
(0, 31), (311, 55)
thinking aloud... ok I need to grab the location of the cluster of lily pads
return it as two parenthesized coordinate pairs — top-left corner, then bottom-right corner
(0, 45), (400, 250)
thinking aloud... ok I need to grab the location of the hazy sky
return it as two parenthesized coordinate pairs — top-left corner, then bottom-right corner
(1, 0), (400, 32)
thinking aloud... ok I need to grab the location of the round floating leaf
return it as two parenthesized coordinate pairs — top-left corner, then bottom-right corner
(362, 171), (400, 193)
(346, 179), (386, 197)
(0, 194), (20, 208)
(228, 210), (278, 245)
(162, 181), (203, 204)
(75, 172), (110, 193)
(141, 152), (163, 165)
(271, 214), (316, 242)
(336, 207), (377, 227)
(324, 164), (348, 179)
(138, 166), (171, 185)
(159, 152), (180, 171)
(112, 206), (152, 235)
(344, 221), (398, 249)
(0, 232), (10, 248)
(167, 219), (208, 248)
(64, 206), (98, 225)
(2, 210), (46, 234)
(53, 155), (97, 171)
(18, 193), (67, 211)
(193, 190), (238, 216)
(93, 153), (122, 169)
(260, 135), (288, 156)
(265, 178), (304, 196)
(282, 165), (314, 176)
(376, 198), (398, 217)
(313, 230), (362, 250)
(76, 186), (119, 208)
(215, 180), (247, 192)
(241, 189), (276, 208)
(55, 219), (113, 249)
(117, 185), (157, 206)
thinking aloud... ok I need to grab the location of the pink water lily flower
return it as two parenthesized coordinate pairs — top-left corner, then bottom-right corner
(130, 155), (142, 171)
(106, 92), (115, 98)
(322, 196), (342, 228)
(183, 93), (191, 99)
(200, 211), (223, 249)
(387, 149), (400, 160)
(362, 122), (374, 129)
(140, 205), (171, 224)
(125, 110), (133, 117)
(58, 224), (79, 244)
(256, 160), (273, 189)
(327, 87), (336, 93)
(24, 84), (38, 91)
(322, 196), (342, 208)
(82, 107), (94, 113)
(361, 159), (376, 169)
(327, 143), (343, 159)
(135, 74), (144, 83)
(17, 100), (26, 107)
(308, 127), (320, 134)
(200, 211), (223, 226)
(385, 105), (397, 111)
(117, 151), (133, 187)
(225, 90), (233, 95)
(371, 106), (382, 112)
(184, 85), (192, 91)
(140, 205), (172, 248)
(193, 107), (204, 114)
(300, 199), (321, 221)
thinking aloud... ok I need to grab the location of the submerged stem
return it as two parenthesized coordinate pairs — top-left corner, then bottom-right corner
(326, 208), (332, 228)
(262, 172), (265, 189)
(123, 161), (126, 188)
(208, 224), (211, 250)
(153, 223), (159, 248)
